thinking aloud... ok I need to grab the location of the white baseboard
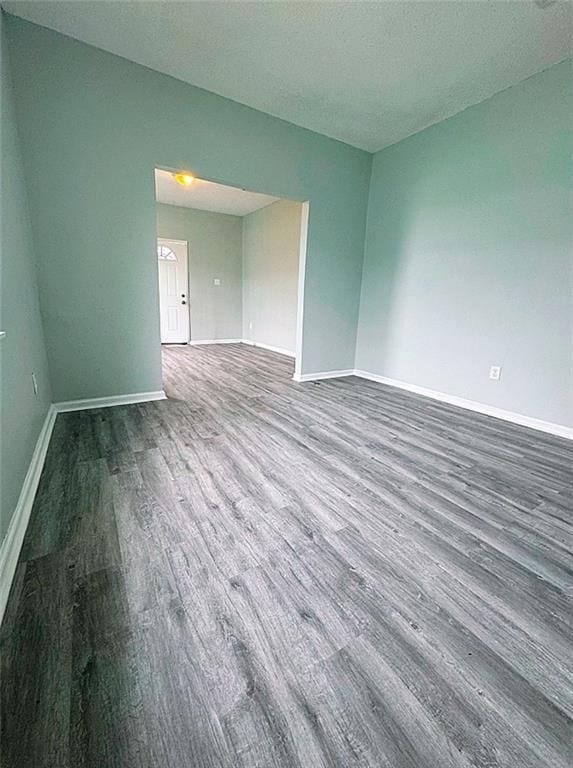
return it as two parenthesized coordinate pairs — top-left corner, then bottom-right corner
(354, 369), (573, 440)
(293, 369), (355, 383)
(188, 337), (295, 359)
(0, 388), (167, 624)
(292, 366), (571, 439)
(54, 390), (166, 413)
(0, 404), (57, 626)
(242, 339), (296, 358)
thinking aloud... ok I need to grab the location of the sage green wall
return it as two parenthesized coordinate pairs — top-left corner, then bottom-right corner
(6, 15), (371, 400)
(242, 200), (302, 355)
(156, 203), (242, 342)
(356, 61), (573, 427)
(0, 12), (51, 541)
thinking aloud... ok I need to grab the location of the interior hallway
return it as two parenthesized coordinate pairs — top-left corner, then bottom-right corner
(1, 344), (572, 767)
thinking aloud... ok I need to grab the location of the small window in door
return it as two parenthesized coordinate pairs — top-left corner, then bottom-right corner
(157, 245), (177, 261)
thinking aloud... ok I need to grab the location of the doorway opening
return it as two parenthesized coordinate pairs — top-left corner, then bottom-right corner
(153, 167), (309, 387)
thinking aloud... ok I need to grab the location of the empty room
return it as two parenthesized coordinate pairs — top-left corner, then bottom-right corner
(0, 2), (571, 767)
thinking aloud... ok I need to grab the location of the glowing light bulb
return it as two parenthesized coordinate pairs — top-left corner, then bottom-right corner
(174, 173), (195, 187)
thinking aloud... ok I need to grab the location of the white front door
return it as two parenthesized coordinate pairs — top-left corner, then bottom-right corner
(157, 238), (189, 343)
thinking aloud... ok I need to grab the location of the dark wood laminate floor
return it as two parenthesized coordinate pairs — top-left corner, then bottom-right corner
(2, 343), (573, 768)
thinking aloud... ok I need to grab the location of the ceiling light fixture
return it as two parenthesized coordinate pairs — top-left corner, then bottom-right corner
(173, 172), (195, 187)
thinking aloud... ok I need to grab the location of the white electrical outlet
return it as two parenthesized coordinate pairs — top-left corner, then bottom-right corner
(489, 365), (502, 381)
(32, 372), (39, 395)
(213, 278), (221, 286)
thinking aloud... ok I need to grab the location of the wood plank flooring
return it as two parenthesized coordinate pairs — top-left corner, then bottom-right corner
(1, 342), (572, 767)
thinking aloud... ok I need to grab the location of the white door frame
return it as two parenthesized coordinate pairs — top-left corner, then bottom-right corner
(154, 166), (310, 375)
(294, 201), (310, 380)
(157, 237), (190, 343)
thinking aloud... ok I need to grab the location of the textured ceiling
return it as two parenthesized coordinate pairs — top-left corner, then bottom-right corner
(4, 1), (572, 151)
(155, 170), (279, 216)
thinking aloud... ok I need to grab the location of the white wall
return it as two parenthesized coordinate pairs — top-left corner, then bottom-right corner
(242, 200), (303, 355)
(1, 12), (52, 542)
(356, 61), (572, 428)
